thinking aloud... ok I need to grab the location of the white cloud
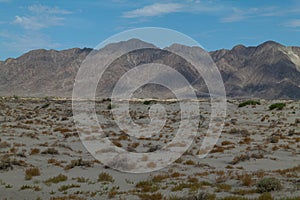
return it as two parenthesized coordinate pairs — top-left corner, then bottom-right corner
(221, 7), (279, 23)
(0, 31), (61, 53)
(123, 3), (183, 18)
(13, 15), (64, 30)
(221, 8), (246, 23)
(13, 4), (71, 30)
(0, 0), (10, 3)
(28, 4), (72, 14)
(285, 19), (300, 27)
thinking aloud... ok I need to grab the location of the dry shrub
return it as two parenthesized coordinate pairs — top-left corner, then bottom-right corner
(30, 148), (40, 155)
(240, 173), (254, 186)
(230, 154), (250, 165)
(25, 167), (40, 180)
(98, 172), (114, 183)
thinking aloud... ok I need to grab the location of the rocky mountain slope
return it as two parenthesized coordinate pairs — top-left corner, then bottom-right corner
(1, 40), (300, 99)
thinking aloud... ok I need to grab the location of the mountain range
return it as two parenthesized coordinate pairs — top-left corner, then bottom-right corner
(1, 39), (300, 99)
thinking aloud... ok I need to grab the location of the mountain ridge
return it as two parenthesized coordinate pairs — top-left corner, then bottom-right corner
(1, 39), (300, 99)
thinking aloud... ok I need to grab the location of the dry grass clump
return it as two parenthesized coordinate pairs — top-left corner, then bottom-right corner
(41, 148), (59, 155)
(44, 174), (68, 185)
(48, 158), (63, 167)
(184, 159), (196, 165)
(0, 155), (13, 170)
(58, 184), (80, 192)
(25, 167), (40, 180)
(138, 193), (163, 200)
(230, 154), (250, 165)
(231, 188), (257, 195)
(239, 173), (254, 186)
(171, 181), (210, 192)
(152, 174), (169, 182)
(30, 148), (40, 155)
(170, 172), (182, 178)
(136, 180), (159, 193)
(20, 184), (41, 191)
(211, 145), (225, 153)
(112, 140), (122, 148)
(221, 140), (234, 146)
(50, 195), (87, 200)
(98, 172), (114, 183)
(215, 183), (232, 192)
(0, 141), (11, 148)
(108, 186), (119, 199)
(64, 158), (93, 170)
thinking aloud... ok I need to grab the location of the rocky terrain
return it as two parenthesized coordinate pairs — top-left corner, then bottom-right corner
(1, 40), (300, 99)
(0, 97), (299, 199)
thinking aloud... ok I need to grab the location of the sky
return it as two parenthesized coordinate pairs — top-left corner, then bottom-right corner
(1, 0), (300, 60)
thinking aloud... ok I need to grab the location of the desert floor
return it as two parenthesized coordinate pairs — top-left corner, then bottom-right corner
(0, 97), (299, 200)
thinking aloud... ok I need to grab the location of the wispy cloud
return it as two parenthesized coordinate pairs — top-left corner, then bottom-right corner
(285, 19), (300, 27)
(0, 31), (61, 54)
(123, 3), (183, 18)
(0, 0), (10, 3)
(221, 7), (281, 23)
(28, 4), (72, 14)
(12, 4), (72, 30)
(13, 15), (64, 30)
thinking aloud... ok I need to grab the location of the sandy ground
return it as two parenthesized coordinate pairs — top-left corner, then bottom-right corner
(0, 97), (299, 200)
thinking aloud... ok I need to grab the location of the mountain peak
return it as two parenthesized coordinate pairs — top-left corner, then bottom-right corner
(258, 40), (284, 48)
(100, 38), (157, 52)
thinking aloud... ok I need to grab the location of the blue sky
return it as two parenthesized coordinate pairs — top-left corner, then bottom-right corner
(1, 0), (300, 60)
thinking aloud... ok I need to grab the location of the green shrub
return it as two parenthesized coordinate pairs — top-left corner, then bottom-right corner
(269, 103), (286, 110)
(107, 103), (116, 110)
(238, 100), (261, 107)
(143, 100), (155, 105)
(256, 177), (282, 193)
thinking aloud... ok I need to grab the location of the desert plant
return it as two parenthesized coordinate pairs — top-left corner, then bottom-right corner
(258, 192), (274, 200)
(136, 180), (159, 193)
(138, 193), (163, 200)
(64, 158), (92, 170)
(256, 177), (282, 193)
(269, 103), (286, 110)
(238, 100), (261, 107)
(143, 100), (155, 105)
(58, 184), (80, 192)
(98, 172), (114, 183)
(0, 156), (12, 170)
(41, 148), (58, 155)
(240, 173), (254, 186)
(107, 103), (116, 110)
(44, 174), (68, 185)
(30, 148), (40, 155)
(20, 184), (41, 191)
(25, 167), (40, 180)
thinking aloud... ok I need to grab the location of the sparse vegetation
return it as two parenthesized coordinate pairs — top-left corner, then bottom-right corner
(44, 174), (68, 185)
(64, 158), (92, 170)
(269, 103), (286, 110)
(136, 180), (159, 193)
(41, 148), (59, 155)
(58, 184), (80, 192)
(98, 172), (114, 183)
(256, 177), (282, 193)
(20, 184), (41, 191)
(238, 100), (261, 107)
(25, 167), (40, 180)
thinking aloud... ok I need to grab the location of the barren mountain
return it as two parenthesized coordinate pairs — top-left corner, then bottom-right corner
(1, 39), (300, 99)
